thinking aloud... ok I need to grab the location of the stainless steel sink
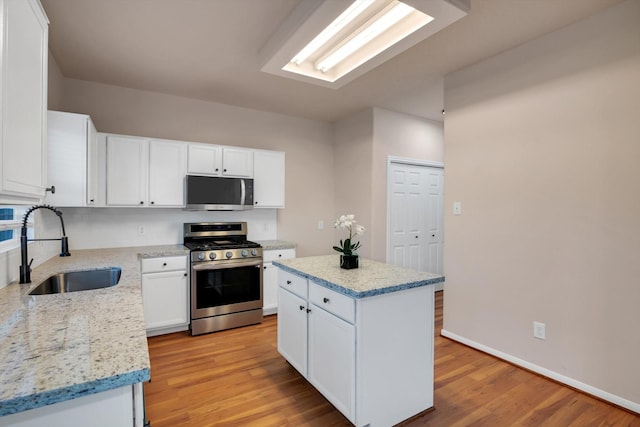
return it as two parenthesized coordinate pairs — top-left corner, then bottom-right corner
(29, 267), (122, 295)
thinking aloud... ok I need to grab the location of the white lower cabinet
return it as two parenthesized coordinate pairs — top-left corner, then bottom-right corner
(141, 255), (189, 336)
(308, 301), (355, 419)
(277, 268), (434, 426)
(0, 384), (141, 427)
(263, 247), (295, 314)
(277, 286), (307, 375)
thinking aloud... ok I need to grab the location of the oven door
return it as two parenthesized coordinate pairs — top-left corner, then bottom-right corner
(191, 258), (263, 320)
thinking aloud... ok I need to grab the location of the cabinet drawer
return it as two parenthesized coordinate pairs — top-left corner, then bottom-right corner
(141, 256), (187, 273)
(264, 248), (296, 263)
(278, 269), (307, 299)
(309, 281), (355, 324)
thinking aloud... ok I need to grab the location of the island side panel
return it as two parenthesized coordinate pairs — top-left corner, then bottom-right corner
(355, 285), (435, 427)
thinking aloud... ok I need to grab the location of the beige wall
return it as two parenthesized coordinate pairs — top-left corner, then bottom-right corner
(47, 49), (65, 110)
(58, 79), (336, 257)
(333, 109), (374, 258)
(334, 108), (444, 261)
(372, 108), (443, 261)
(443, 0), (640, 409)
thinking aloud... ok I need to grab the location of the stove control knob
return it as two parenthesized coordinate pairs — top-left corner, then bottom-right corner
(251, 249), (257, 256)
(225, 251), (233, 259)
(241, 250), (248, 257)
(209, 252), (216, 260)
(197, 253), (205, 261)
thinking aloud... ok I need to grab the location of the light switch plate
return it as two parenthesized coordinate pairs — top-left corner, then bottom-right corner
(453, 202), (462, 215)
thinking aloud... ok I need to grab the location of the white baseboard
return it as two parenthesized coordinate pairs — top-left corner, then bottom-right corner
(440, 329), (640, 415)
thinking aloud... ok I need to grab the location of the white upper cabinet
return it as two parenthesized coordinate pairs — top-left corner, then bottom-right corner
(221, 147), (253, 177)
(253, 150), (285, 208)
(187, 144), (253, 178)
(46, 111), (98, 207)
(148, 139), (187, 206)
(187, 144), (221, 175)
(105, 135), (186, 207)
(0, 0), (48, 203)
(106, 135), (148, 206)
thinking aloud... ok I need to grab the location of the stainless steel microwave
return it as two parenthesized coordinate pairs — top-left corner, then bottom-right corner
(185, 175), (254, 211)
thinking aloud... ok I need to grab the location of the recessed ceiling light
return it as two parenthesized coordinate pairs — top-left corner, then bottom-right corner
(260, 0), (469, 88)
(283, 0), (433, 83)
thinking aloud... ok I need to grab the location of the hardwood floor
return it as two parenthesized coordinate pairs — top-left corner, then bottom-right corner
(145, 292), (640, 426)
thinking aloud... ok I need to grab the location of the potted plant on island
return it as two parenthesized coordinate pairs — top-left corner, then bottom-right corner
(333, 214), (365, 269)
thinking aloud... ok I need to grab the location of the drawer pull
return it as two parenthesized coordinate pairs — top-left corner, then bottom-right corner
(162, 263), (167, 266)
(299, 305), (305, 311)
(286, 280), (291, 285)
(306, 308), (311, 313)
(323, 297), (330, 304)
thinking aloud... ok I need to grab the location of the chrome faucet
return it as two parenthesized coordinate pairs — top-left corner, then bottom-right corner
(19, 205), (71, 284)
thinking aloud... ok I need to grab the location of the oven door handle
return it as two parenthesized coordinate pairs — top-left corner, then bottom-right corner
(192, 259), (262, 271)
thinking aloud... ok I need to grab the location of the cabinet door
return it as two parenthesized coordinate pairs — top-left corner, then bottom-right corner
(277, 287), (308, 377)
(187, 144), (221, 175)
(86, 118), (99, 205)
(263, 262), (278, 313)
(106, 135), (147, 206)
(308, 304), (356, 421)
(0, 0), (48, 201)
(142, 270), (189, 332)
(222, 148), (253, 177)
(253, 150), (285, 208)
(46, 111), (88, 206)
(148, 140), (187, 206)
(46, 111), (98, 207)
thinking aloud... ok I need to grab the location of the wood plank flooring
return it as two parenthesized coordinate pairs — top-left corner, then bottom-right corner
(144, 291), (640, 426)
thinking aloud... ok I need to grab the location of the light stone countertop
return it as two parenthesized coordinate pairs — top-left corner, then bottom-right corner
(273, 254), (444, 298)
(256, 240), (296, 251)
(0, 244), (189, 416)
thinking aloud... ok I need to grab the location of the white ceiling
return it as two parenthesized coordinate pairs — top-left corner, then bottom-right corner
(41, 0), (623, 123)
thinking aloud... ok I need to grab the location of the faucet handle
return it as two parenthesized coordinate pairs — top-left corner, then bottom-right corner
(28, 258), (34, 270)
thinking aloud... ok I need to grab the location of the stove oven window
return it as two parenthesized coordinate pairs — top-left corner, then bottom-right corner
(194, 265), (261, 309)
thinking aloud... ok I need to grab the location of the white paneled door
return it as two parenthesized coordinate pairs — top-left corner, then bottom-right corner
(387, 161), (444, 276)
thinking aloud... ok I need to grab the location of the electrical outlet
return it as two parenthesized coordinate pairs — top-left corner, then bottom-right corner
(318, 220), (324, 230)
(533, 321), (546, 340)
(137, 225), (145, 236)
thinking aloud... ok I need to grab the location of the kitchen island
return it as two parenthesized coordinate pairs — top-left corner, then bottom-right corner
(273, 255), (444, 427)
(0, 245), (189, 426)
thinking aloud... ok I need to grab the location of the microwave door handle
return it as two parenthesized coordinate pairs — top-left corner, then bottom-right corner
(240, 179), (246, 205)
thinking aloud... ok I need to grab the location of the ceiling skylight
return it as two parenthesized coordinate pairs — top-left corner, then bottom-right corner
(260, 0), (469, 88)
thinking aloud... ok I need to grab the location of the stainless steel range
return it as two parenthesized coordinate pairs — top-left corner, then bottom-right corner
(184, 222), (263, 335)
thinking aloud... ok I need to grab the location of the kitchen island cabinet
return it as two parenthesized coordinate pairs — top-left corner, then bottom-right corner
(274, 255), (444, 427)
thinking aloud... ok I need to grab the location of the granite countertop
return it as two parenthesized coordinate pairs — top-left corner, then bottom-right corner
(256, 240), (296, 251)
(0, 244), (189, 416)
(273, 254), (444, 299)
